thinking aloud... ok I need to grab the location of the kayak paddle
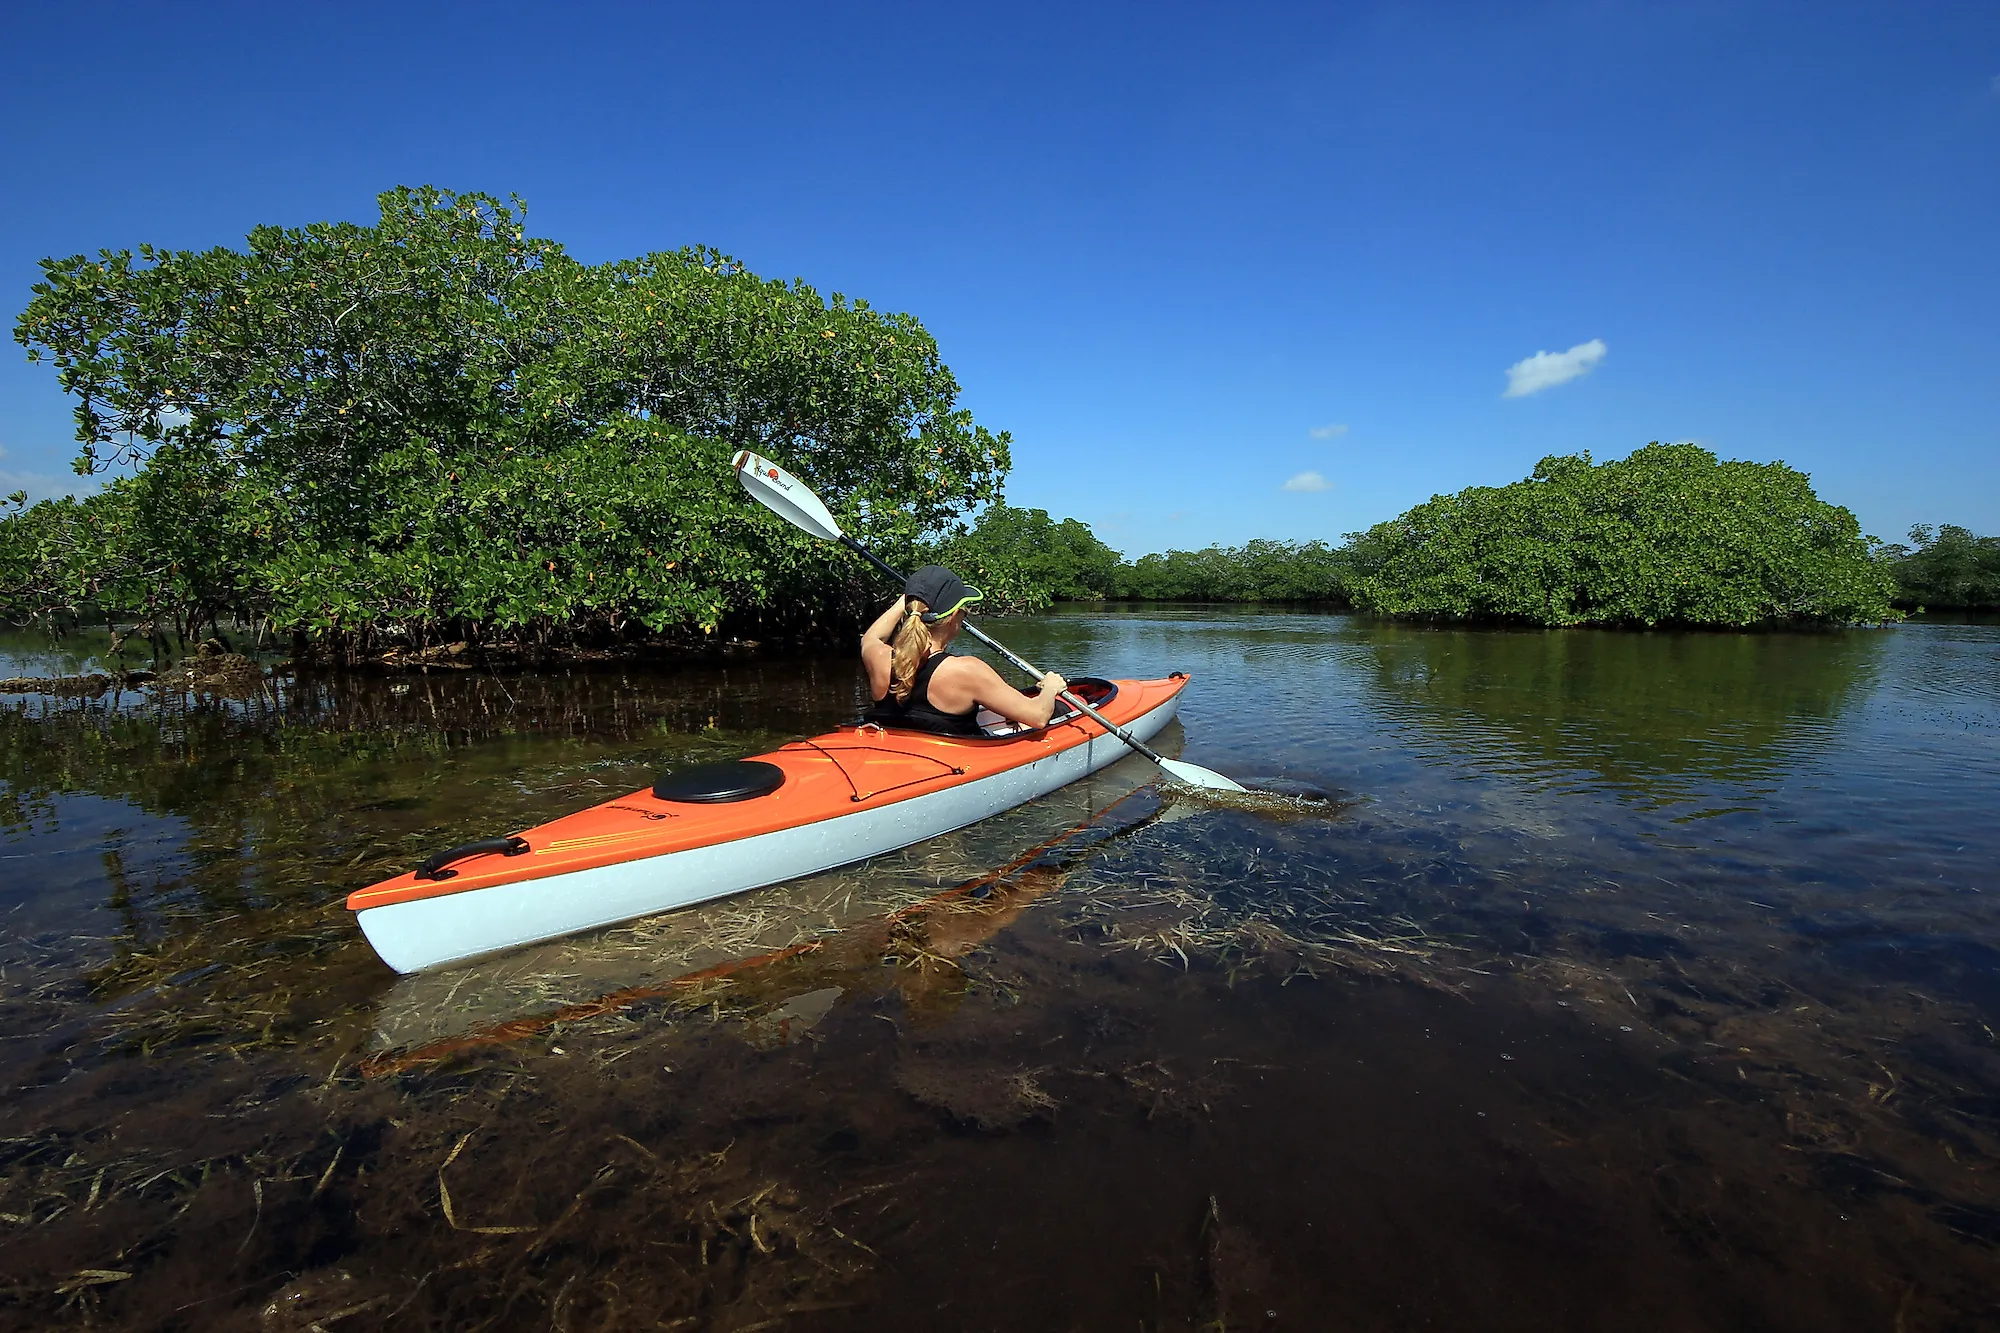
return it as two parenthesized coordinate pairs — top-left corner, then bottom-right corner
(732, 450), (1249, 794)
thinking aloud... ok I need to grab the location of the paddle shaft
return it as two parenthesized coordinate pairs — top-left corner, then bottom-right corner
(840, 536), (1177, 766)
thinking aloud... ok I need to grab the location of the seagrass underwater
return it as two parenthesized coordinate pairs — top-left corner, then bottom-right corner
(2, 607), (1997, 1330)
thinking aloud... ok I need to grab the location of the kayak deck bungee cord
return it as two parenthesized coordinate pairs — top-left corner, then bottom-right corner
(347, 673), (1190, 972)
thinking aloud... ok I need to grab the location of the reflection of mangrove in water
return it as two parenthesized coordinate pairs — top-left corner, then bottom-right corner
(0, 663), (872, 1063)
(1353, 624), (1886, 805)
(0, 625), (169, 680)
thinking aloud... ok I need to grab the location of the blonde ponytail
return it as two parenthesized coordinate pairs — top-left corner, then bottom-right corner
(889, 599), (932, 703)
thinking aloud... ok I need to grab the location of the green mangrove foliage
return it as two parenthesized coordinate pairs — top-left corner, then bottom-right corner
(939, 503), (1125, 610)
(1880, 524), (2000, 610)
(942, 446), (1905, 626)
(1344, 444), (1898, 626)
(1, 203), (1928, 643)
(930, 515), (1361, 611)
(5, 187), (1008, 654)
(1117, 539), (1357, 604)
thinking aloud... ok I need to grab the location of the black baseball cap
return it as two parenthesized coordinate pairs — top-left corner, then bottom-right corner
(904, 565), (983, 623)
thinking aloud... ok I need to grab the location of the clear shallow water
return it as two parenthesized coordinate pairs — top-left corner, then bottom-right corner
(1, 612), (1996, 1330)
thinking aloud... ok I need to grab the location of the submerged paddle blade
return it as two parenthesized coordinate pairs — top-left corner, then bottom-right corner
(1157, 758), (1250, 793)
(733, 450), (845, 542)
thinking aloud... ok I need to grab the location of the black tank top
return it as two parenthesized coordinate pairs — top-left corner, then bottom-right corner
(863, 653), (985, 736)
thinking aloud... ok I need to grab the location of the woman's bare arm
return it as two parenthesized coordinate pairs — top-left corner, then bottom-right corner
(930, 656), (1068, 727)
(859, 596), (905, 700)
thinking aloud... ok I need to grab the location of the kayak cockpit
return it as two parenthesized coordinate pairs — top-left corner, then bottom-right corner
(974, 675), (1118, 737)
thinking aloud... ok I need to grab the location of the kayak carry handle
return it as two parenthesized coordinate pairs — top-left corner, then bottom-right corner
(414, 836), (531, 881)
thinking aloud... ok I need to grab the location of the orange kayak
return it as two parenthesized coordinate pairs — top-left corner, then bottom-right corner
(348, 673), (1191, 972)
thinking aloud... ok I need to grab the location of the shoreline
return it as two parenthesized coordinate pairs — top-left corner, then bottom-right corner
(6, 597), (1970, 694)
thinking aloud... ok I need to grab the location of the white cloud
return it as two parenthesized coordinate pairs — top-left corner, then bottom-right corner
(1282, 471), (1330, 493)
(1502, 338), (1607, 398)
(0, 469), (86, 502)
(158, 407), (192, 430)
(1308, 423), (1349, 440)
(0, 440), (94, 502)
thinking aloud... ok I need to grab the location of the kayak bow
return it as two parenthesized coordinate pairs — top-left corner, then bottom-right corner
(347, 673), (1190, 973)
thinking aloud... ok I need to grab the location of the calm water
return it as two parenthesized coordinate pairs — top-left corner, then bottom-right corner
(2, 610), (1997, 1330)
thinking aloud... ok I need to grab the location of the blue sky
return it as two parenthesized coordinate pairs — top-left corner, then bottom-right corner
(3, 1), (1995, 555)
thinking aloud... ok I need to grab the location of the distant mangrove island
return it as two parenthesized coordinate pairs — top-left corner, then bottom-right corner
(948, 449), (1991, 623)
(3, 187), (1991, 663)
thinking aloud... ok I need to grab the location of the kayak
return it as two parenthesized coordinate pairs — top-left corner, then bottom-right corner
(347, 673), (1191, 973)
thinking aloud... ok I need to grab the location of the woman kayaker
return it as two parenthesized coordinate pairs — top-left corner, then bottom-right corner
(861, 565), (1068, 735)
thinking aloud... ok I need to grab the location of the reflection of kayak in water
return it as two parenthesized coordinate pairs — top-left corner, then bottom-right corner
(348, 674), (1191, 973)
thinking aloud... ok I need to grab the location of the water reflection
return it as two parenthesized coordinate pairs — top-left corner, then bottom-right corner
(1351, 624), (1885, 806)
(4, 614), (2000, 1329)
(0, 660), (876, 1061)
(0, 625), (163, 679)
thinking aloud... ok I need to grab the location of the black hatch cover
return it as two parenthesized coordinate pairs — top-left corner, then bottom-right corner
(652, 759), (786, 804)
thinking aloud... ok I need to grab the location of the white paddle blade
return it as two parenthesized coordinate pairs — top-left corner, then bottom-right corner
(1158, 758), (1249, 793)
(733, 450), (846, 543)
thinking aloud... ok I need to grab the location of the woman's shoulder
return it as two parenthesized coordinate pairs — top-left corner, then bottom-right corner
(931, 653), (1003, 690)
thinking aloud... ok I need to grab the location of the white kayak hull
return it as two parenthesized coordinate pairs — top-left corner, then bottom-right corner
(356, 690), (1180, 973)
